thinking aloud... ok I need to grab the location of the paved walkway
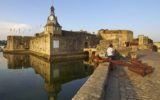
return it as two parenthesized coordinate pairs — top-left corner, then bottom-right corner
(105, 51), (160, 100)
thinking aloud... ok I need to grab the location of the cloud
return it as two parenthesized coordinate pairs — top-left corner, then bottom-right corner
(0, 21), (32, 40)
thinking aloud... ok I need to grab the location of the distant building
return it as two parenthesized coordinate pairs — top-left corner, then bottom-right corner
(154, 42), (160, 52)
(96, 29), (157, 55)
(138, 35), (153, 50)
(98, 29), (133, 48)
(4, 6), (99, 59)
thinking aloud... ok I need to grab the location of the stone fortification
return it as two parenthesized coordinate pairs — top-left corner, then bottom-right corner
(154, 42), (160, 52)
(51, 30), (99, 56)
(138, 35), (153, 50)
(4, 6), (100, 59)
(72, 62), (110, 100)
(29, 33), (51, 57)
(98, 29), (133, 47)
(5, 36), (33, 51)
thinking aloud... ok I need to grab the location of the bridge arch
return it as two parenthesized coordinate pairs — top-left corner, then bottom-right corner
(83, 48), (96, 58)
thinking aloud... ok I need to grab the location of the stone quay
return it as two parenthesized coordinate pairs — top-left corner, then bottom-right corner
(73, 50), (160, 100)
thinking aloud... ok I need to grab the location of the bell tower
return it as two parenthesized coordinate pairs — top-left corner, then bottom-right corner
(45, 5), (62, 35)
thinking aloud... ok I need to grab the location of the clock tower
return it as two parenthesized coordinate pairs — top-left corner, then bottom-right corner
(45, 6), (62, 35)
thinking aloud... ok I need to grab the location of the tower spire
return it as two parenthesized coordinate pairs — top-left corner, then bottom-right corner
(45, 0), (62, 35)
(50, 0), (54, 15)
(50, 5), (54, 15)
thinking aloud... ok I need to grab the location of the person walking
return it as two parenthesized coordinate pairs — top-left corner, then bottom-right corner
(107, 44), (115, 60)
(106, 44), (115, 70)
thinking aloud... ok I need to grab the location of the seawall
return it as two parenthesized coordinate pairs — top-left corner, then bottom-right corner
(3, 50), (88, 61)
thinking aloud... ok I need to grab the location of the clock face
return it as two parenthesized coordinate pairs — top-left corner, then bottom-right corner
(49, 16), (54, 21)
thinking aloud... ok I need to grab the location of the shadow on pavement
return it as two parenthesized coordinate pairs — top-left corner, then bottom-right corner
(104, 52), (140, 100)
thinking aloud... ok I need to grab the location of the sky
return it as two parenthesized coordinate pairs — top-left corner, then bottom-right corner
(0, 0), (160, 41)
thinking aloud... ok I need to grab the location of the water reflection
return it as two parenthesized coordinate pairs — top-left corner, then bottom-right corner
(2, 53), (94, 100)
(4, 54), (30, 69)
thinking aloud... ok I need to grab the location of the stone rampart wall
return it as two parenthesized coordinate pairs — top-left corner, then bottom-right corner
(98, 29), (133, 47)
(51, 31), (99, 55)
(72, 62), (110, 100)
(5, 36), (32, 51)
(29, 34), (51, 56)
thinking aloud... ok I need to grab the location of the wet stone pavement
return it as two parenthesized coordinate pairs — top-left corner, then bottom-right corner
(105, 51), (160, 100)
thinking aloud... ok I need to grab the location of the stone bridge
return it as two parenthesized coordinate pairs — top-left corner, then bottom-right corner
(83, 48), (97, 58)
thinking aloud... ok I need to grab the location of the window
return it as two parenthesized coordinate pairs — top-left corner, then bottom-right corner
(53, 40), (59, 48)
